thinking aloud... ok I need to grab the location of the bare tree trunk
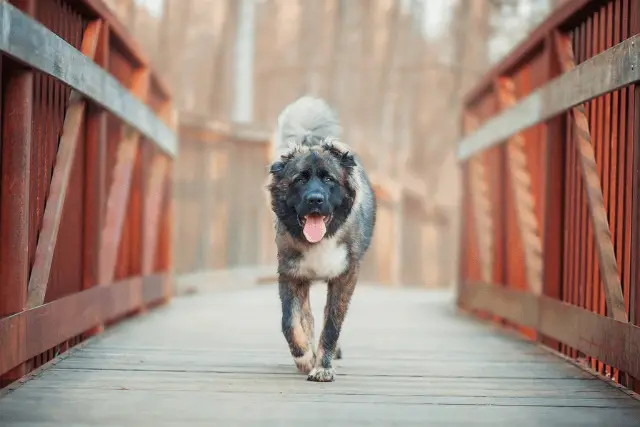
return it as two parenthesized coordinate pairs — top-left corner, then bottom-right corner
(208, 0), (238, 119)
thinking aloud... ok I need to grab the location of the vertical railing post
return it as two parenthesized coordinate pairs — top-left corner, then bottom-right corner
(0, 0), (35, 388)
(130, 67), (150, 310)
(156, 99), (175, 301)
(541, 33), (565, 349)
(83, 22), (109, 338)
(629, 0), (640, 393)
(160, 160), (174, 301)
(632, 0), (640, 325)
(456, 169), (469, 305)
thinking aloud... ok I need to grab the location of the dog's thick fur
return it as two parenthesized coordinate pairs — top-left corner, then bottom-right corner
(267, 96), (376, 382)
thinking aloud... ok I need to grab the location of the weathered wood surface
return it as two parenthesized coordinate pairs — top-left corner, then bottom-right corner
(457, 33), (640, 161)
(0, 1), (177, 156)
(1, 284), (640, 426)
(459, 281), (640, 380)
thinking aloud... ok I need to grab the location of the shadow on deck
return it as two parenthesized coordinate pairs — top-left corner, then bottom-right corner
(2, 281), (640, 426)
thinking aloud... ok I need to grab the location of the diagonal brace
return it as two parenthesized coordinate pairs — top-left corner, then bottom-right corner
(554, 31), (628, 322)
(495, 77), (544, 296)
(26, 20), (103, 309)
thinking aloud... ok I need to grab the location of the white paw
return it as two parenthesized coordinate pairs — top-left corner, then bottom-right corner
(307, 367), (335, 382)
(294, 352), (315, 374)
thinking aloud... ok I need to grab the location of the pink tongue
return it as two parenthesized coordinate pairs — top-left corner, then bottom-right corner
(303, 216), (326, 243)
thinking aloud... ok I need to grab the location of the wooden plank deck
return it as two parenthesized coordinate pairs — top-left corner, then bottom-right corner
(1, 283), (640, 426)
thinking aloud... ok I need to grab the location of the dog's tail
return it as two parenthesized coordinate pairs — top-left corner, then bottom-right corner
(272, 96), (342, 161)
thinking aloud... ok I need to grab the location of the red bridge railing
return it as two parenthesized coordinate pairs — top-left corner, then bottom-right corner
(0, 0), (176, 387)
(457, 0), (639, 390)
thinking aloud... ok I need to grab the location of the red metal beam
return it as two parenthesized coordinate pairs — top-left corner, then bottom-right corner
(632, 1), (640, 327)
(464, 0), (598, 106)
(98, 66), (150, 285)
(26, 20), (103, 309)
(554, 31), (628, 323)
(458, 281), (640, 380)
(99, 131), (140, 284)
(142, 156), (168, 275)
(82, 21), (110, 339)
(0, 54), (33, 388)
(541, 34), (565, 350)
(0, 274), (168, 377)
(65, 0), (172, 100)
(0, 0), (36, 387)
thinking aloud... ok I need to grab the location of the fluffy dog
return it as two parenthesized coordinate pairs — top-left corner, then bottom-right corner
(266, 96), (376, 382)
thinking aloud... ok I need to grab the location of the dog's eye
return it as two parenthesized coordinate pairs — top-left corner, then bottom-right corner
(322, 176), (334, 183)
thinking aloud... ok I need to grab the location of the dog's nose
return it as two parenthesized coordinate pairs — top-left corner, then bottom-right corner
(305, 193), (324, 205)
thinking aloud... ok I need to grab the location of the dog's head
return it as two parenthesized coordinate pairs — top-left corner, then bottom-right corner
(267, 142), (357, 244)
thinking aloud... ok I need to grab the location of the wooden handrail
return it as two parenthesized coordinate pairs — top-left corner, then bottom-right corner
(457, 34), (639, 161)
(0, 2), (178, 156)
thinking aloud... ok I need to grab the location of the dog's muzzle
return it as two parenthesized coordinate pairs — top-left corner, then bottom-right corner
(297, 192), (333, 243)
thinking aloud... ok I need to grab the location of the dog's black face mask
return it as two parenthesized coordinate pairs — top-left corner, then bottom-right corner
(268, 146), (357, 243)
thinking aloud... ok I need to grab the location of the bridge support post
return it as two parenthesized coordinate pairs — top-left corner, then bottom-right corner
(0, 0), (36, 388)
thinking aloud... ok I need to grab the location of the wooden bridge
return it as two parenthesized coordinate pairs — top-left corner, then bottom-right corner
(1, 0), (640, 425)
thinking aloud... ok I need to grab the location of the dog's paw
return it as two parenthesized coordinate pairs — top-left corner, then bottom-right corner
(307, 367), (335, 382)
(294, 352), (315, 374)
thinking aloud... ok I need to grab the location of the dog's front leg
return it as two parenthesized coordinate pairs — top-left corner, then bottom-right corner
(279, 278), (315, 373)
(307, 267), (358, 382)
(322, 297), (342, 360)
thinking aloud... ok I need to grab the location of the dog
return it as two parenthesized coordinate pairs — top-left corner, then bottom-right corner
(266, 96), (377, 382)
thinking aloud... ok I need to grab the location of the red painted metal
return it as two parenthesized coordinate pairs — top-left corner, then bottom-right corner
(0, 0), (174, 386)
(459, 0), (640, 391)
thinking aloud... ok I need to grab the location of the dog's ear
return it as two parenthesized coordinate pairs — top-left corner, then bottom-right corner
(323, 141), (356, 170)
(340, 151), (356, 169)
(269, 161), (285, 176)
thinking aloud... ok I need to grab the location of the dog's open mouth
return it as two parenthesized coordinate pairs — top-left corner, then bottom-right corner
(298, 214), (332, 243)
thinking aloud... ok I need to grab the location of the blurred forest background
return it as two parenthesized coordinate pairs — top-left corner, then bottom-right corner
(104, 0), (568, 287)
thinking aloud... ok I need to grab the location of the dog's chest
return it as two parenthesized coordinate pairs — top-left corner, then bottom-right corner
(297, 238), (348, 279)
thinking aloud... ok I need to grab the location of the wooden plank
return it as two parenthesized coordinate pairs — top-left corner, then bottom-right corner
(2, 286), (640, 425)
(541, 34), (565, 350)
(98, 64), (150, 285)
(465, 113), (493, 283)
(83, 22), (109, 285)
(130, 143), (145, 277)
(554, 32), (628, 323)
(98, 131), (140, 285)
(496, 77), (544, 296)
(0, 65), (32, 315)
(67, 0), (172, 101)
(457, 34), (640, 161)
(631, 0), (640, 329)
(0, 0), (36, 387)
(456, 165), (470, 302)
(459, 281), (540, 329)
(25, 20), (103, 309)
(459, 281), (640, 381)
(67, 0), (144, 67)
(159, 163), (174, 282)
(0, 2), (177, 157)
(82, 20), (110, 340)
(0, 59), (33, 385)
(634, 83), (640, 330)
(0, 274), (168, 377)
(142, 156), (168, 275)
(179, 123), (270, 147)
(463, 0), (594, 106)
